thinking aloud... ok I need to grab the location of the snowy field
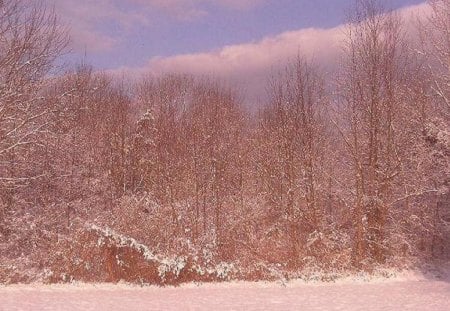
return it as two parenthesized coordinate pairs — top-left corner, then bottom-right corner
(1, 276), (449, 311)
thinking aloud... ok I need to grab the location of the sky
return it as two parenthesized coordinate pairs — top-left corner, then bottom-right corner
(45, 0), (429, 102)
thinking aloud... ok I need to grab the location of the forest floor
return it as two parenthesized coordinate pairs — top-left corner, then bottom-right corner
(1, 270), (449, 311)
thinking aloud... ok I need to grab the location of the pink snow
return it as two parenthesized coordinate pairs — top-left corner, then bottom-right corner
(1, 279), (449, 310)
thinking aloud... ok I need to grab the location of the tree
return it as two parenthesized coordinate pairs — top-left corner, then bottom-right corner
(422, 0), (450, 115)
(416, 0), (450, 258)
(0, 0), (68, 240)
(0, 0), (67, 189)
(257, 56), (328, 266)
(183, 79), (245, 254)
(335, 0), (438, 265)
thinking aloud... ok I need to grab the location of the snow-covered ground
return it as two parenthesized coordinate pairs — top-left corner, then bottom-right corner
(1, 275), (449, 310)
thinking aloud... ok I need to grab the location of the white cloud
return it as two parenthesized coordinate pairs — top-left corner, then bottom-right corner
(48, 0), (268, 52)
(47, 0), (149, 52)
(106, 2), (432, 105)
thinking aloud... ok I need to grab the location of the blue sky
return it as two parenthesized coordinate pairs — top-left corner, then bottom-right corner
(46, 0), (429, 104)
(49, 0), (425, 70)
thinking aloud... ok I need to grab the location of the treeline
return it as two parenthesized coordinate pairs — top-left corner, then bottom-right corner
(0, 0), (449, 282)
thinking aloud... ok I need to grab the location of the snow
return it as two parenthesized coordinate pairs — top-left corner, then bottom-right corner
(1, 277), (449, 310)
(90, 224), (191, 281)
(87, 224), (237, 282)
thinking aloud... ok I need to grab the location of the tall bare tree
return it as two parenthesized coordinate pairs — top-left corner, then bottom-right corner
(336, 0), (415, 265)
(257, 56), (328, 266)
(0, 0), (68, 235)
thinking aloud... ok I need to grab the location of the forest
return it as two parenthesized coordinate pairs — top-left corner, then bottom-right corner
(0, 0), (449, 284)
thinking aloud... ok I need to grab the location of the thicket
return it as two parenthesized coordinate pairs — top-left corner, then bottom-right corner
(0, 0), (449, 284)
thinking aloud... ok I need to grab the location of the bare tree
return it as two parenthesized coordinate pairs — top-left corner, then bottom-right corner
(416, 0), (450, 258)
(336, 0), (415, 265)
(184, 79), (244, 254)
(0, 0), (68, 201)
(421, 0), (450, 115)
(257, 56), (328, 266)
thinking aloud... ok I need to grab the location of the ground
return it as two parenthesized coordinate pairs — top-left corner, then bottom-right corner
(1, 272), (449, 311)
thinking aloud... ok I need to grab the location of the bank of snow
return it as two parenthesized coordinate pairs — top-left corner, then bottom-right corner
(1, 270), (449, 311)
